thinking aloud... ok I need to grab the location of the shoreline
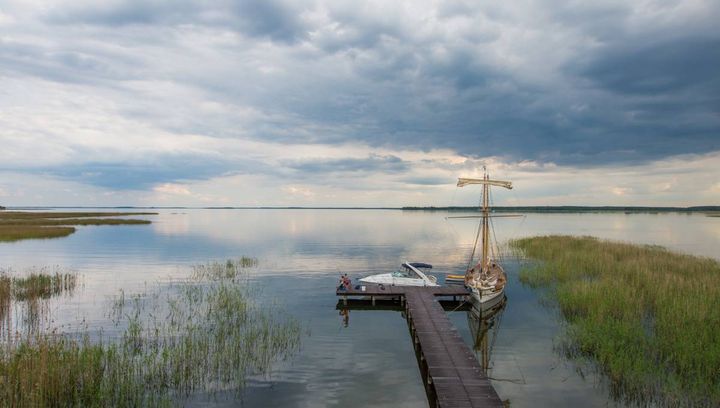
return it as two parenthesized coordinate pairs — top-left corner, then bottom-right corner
(2, 205), (719, 213)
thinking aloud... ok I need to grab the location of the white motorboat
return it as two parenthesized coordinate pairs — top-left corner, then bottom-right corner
(359, 168), (515, 303)
(360, 262), (439, 287)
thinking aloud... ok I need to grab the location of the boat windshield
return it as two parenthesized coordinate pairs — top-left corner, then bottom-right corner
(392, 269), (420, 279)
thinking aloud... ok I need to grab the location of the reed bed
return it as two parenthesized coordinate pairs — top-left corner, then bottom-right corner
(0, 268), (78, 335)
(0, 274), (10, 332)
(0, 212), (156, 219)
(0, 211), (155, 241)
(0, 258), (302, 407)
(510, 235), (720, 407)
(12, 271), (78, 301)
(0, 218), (151, 226)
(0, 226), (76, 242)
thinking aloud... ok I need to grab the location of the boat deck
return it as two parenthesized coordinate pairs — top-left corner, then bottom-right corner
(336, 284), (503, 407)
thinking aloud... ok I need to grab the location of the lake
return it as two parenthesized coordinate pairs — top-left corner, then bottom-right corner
(1, 209), (718, 407)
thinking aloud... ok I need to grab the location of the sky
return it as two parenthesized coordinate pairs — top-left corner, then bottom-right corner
(0, 0), (718, 207)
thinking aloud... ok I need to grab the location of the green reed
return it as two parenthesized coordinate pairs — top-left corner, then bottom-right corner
(0, 211), (155, 242)
(0, 268), (78, 335)
(0, 258), (302, 407)
(0, 274), (10, 331)
(12, 271), (78, 301)
(0, 211), (156, 219)
(0, 218), (151, 226)
(510, 235), (720, 407)
(0, 226), (76, 242)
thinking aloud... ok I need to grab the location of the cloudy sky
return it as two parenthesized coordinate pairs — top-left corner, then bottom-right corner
(1, 0), (718, 207)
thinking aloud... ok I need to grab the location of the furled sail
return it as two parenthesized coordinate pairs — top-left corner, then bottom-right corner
(457, 178), (513, 189)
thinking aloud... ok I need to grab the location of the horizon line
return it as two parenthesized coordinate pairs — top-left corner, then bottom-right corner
(3, 205), (718, 211)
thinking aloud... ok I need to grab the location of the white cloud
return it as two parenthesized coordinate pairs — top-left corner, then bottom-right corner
(282, 185), (315, 198)
(612, 187), (631, 196)
(0, 0), (718, 207)
(153, 183), (191, 195)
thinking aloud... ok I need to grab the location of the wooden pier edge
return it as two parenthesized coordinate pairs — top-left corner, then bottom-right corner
(337, 285), (504, 407)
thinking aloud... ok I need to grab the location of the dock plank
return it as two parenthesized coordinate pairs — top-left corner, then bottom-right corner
(337, 283), (503, 407)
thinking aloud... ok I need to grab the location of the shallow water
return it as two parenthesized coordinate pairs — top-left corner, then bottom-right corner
(1, 209), (718, 407)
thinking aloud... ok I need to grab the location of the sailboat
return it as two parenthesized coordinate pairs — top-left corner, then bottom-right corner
(358, 168), (513, 302)
(446, 168), (513, 310)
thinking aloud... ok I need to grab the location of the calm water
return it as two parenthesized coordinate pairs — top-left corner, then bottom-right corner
(1, 209), (718, 407)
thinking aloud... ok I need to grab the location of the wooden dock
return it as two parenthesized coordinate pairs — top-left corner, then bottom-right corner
(337, 284), (504, 408)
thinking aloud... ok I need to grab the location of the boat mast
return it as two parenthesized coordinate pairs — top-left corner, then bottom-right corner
(456, 170), (513, 274)
(481, 170), (489, 269)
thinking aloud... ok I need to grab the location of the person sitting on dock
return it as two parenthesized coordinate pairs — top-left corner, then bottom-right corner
(338, 274), (351, 291)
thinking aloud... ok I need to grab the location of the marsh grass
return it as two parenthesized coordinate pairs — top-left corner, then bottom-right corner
(0, 211), (155, 241)
(510, 235), (720, 407)
(12, 271), (78, 301)
(0, 274), (10, 332)
(0, 211), (156, 219)
(0, 268), (78, 335)
(0, 257), (302, 407)
(0, 225), (76, 241)
(0, 218), (151, 226)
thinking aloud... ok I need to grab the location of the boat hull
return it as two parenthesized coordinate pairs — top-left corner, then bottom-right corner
(468, 287), (505, 313)
(359, 273), (438, 287)
(359, 263), (439, 287)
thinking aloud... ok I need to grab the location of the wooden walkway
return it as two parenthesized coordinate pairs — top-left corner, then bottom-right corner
(337, 284), (504, 408)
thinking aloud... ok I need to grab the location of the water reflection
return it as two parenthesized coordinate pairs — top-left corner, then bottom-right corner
(0, 209), (718, 407)
(468, 296), (507, 377)
(0, 268), (78, 338)
(339, 308), (350, 327)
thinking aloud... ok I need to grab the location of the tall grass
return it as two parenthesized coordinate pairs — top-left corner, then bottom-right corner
(12, 271), (77, 301)
(0, 212), (156, 219)
(0, 274), (10, 333)
(0, 268), (78, 335)
(0, 218), (151, 226)
(0, 211), (155, 242)
(0, 226), (75, 241)
(0, 258), (302, 406)
(510, 235), (720, 406)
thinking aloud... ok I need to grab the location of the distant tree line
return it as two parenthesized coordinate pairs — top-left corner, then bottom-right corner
(401, 206), (720, 213)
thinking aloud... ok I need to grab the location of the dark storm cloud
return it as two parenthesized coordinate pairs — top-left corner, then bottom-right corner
(23, 155), (277, 190)
(0, 39), (140, 84)
(231, 0), (307, 43)
(2, 0), (719, 193)
(287, 155), (408, 175)
(46, 0), (309, 43)
(580, 37), (720, 96)
(399, 176), (451, 186)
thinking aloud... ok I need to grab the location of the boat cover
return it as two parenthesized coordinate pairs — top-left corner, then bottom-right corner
(407, 262), (432, 269)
